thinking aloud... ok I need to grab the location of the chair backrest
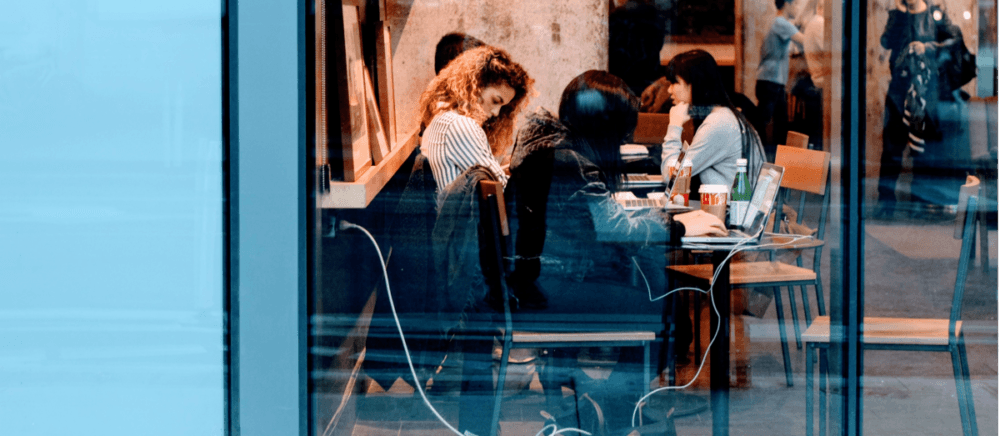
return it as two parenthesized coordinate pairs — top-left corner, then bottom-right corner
(772, 146), (832, 244)
(786, 131), (810, 149)
(949, 176), (980, 339)
(478, 180), (515, 355)
(774, 145), (830, 195)
(479, 181), (509, 236)
(632, 113), (671, 144)
(954, 175), (981, 240)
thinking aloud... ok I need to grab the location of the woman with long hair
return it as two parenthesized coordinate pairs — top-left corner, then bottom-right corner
(417, 45), (533, 193)
(660, 49), (766, 188)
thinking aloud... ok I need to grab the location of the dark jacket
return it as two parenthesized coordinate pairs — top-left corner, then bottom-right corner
(507, 109), (684, 292)
(431, 165), (500, 334)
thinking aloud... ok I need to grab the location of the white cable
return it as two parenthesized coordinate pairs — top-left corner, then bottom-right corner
(345, 221), (593, 436)
(630, 230), (814, 427)
(534, 424), (593, 436)
(340, 222), (465, 436)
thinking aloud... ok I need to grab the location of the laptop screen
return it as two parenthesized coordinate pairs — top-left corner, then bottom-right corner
(739, 163), (785, 235)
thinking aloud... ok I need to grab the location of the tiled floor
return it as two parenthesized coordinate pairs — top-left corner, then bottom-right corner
(331, 217), (998, 435)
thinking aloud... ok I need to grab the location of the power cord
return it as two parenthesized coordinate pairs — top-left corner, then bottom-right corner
(629, 228), (815, 428)
(337, 220), (466, 436)
(338, 220), (592, 436)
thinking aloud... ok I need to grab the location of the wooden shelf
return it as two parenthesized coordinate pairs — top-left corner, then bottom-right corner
(320, 130), (419, 209)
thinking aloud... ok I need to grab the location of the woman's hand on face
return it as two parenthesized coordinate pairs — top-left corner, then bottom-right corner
(674, 210), (729, 237)
(669, 102), (691, 128)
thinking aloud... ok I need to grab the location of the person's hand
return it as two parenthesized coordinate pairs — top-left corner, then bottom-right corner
(674, 210), (728, 237)
(908, 40), (926, 55)
(669, 102), (690, 128)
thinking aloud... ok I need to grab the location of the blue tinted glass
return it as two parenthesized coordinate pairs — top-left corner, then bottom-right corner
(0, 2), (224, 435)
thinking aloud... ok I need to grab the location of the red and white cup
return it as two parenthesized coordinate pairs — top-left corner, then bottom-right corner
(699, 184), (729, 223)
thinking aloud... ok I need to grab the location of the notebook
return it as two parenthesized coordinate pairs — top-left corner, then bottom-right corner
(680, 163), (785, 245)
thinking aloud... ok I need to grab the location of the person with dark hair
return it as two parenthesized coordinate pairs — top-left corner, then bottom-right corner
(506, 70), (726, 431)
(755, 0), (805, 159)
(417, 46), (533, 197)
(433, 32), (486, 75)
(660, 50), (767, 189)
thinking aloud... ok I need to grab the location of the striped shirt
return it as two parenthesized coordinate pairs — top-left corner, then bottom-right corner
(422, 111), (508, 192)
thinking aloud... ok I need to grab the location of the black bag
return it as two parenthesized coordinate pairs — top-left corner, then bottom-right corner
(940, 32), (977, 92)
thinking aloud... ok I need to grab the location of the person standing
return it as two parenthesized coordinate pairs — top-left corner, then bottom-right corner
(791, 0), (828, 149)
(875, 0), (971, 219)
(755, 0), (805, 161)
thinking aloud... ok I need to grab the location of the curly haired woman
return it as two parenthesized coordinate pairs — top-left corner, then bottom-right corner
(417, 45), (533, 194)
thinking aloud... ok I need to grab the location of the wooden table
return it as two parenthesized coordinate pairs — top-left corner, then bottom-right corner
(680, 234), (820, 436)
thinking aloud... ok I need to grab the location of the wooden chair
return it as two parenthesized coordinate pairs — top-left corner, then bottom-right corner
(632, 113), (671, 144)
(802, 176), (981, 436)
(786, 130), (810, 149)
(477, 181), (656, 435)
(667, 145), (832, 386)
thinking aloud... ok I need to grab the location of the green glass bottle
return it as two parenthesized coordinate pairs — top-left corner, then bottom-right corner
(729, 158), (752, 227)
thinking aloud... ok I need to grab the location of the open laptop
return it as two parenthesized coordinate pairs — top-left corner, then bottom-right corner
(681, 163), (785, 245)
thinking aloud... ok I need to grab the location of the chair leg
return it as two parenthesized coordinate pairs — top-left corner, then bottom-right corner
(490, 336), (512, 436)
(663, 293), (678, 386)
(772, 286), (794, 386)
(644, 342), (651, 396)
(814, 280), (827, 317)
(796, 258), (813, 324)
(694, 291), (702, 364)
(957, 339), (979, 436)
(978, 213), (990, 274)
(950, 345), (973, 436)
(806, 343), (814, 436)
(787, 285), (803, 349)
(800, 285), (813, 323)
(819, 348), (828, 436)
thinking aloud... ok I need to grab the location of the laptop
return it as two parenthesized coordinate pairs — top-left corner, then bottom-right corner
(681, 163), (785, 245)
(622, 173), (666, 189)
(615, 191), (692, 212)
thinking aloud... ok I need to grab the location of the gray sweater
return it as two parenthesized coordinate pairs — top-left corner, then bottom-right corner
(660, 106), (743, 187)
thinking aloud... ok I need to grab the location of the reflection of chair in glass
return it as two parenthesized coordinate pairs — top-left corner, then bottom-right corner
(476, 181), (657, 436)
(667, 145), (831, 387)
(802, 177), (982, 436)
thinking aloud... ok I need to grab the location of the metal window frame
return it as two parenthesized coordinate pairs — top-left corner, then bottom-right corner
(227, 0), (309, 435)
(837, 0), (866, 434)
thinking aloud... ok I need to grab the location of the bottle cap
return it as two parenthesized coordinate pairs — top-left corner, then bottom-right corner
(736, 158), (748, 166)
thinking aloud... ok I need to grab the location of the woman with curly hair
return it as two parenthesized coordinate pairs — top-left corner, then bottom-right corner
(417, 45), (533, 193)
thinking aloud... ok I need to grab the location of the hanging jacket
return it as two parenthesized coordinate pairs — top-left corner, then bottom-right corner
(431, 165), (499, 334)
(897, 48), (939, 153)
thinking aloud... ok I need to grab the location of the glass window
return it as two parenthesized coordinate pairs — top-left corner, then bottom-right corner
(310, 1), (996, 435)
(0, 2), (225, 435)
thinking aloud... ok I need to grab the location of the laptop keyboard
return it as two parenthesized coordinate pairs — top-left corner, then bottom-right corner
(621, 198), (665, 208)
